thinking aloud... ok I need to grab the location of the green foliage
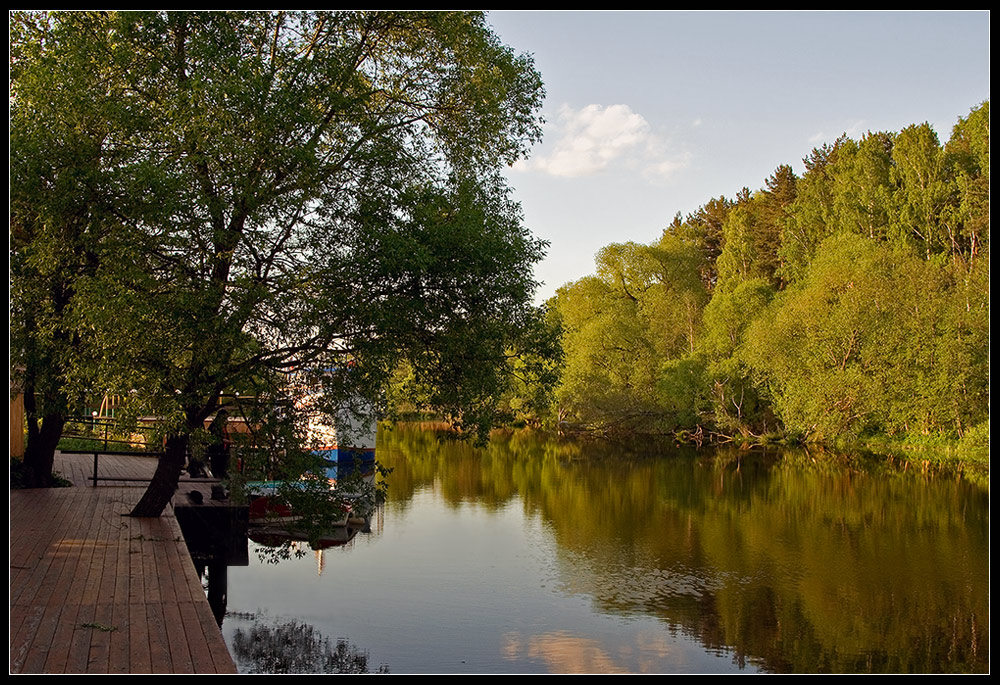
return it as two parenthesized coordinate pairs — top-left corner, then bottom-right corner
(692, 279), (777, 437)
(890, 123), (952, 251)
(778, 140), (845, 284)
(830, 132), (895, 240)
(553, 276), (662, 430)
(9, 12), (140, 483)
(494, 305), (565, 427)
(658, 356), (710, 429)
(943, 102), (989, 264)
(743, 233), (987, 441)
(716, 168), (795, 290)
(669, 196), (734, 288)
(958, 420), (990, 457)
(226, 405), (392, 558)
(551, 232), (708, 432)
(10, 11), (550, 508)
(699, 278), (776, 360)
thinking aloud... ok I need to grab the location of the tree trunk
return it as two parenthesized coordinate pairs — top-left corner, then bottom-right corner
(130, 434), (189, 517)
(21, 376), (67, 488)
(22, 410), (66, 488)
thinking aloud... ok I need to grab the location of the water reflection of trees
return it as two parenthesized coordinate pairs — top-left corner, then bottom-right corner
(231, 616), (388, 674)
(379, 424), (989, 673)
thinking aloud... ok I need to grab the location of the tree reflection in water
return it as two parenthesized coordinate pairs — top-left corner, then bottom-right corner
(231, 616), (389, 674)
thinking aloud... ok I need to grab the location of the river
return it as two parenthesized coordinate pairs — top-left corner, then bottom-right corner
(211, 423), (989, 674)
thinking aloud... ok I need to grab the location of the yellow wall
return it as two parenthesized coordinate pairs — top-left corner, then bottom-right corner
(10, 392), (25, 458)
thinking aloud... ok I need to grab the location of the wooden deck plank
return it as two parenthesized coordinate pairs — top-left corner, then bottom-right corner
(176, 546), (206, 604)
(177, 601), (218, 673)
(108, 600), (130, 673)
(79, 536), (115, 605)
(85, 603), (115, 673)
(161, 600), (195, 673)
(42, 506), (101, 673)
(20, 507), (85, 672)
(66, 602), (97, 674)
(127, 531), (147, 607)
(145, 601), (173, 673)
(64, 495), (102, 601)
(152, 532), (182, 607)
(10, 452), (237, 674)
(128, 603), (152, 674)
(43, 602), (81, 673)
(9, 604), (44, 673)
(111, 505), (132, 611)
(161, 514), (203, 604)
(140, 519), (168, 604)
(19, 603), (61, 673)
(94, 505), (124, 605)
(10, 489), (78, 607)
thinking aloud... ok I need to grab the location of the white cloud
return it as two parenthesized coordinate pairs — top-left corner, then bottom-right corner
(808, 119), (867, 146)
(519, 103), (688, 180)
(644, 154), (691, 182)
(844, 119), (866, 136)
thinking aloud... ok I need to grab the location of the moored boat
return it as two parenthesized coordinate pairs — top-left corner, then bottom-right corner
(246, 391), (378, 524)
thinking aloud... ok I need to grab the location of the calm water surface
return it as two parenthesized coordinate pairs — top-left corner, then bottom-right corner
(216, 424), (989, 674)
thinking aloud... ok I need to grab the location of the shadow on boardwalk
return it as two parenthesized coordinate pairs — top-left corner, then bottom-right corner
(9, 452), (237, 674)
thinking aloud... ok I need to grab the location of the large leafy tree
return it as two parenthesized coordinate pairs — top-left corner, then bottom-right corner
(551, 232), (707, 433)
(942, 102), (989, 266)
(668, 195), (734, 290)
(830, 132), (894, 241)
(10, 11), (547, 514)
(743, 233), (987, 441)
(10, 12), (151, 486)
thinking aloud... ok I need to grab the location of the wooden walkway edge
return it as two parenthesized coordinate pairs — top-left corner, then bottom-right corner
(10, 452), (238, 674)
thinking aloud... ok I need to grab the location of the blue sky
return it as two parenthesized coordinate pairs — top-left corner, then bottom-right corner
(485, 11), (990, 302)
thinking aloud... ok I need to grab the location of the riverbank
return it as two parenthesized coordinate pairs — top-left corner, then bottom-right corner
(472, 419), (992, 489)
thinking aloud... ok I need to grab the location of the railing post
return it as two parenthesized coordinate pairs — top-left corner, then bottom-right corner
(92, 451), (99, 487)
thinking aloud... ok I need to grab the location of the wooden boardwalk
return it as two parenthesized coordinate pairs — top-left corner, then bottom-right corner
(10, 452), (238, 674)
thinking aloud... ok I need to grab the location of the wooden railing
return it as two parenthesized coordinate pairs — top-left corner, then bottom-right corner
(59, 449), (221, 487)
